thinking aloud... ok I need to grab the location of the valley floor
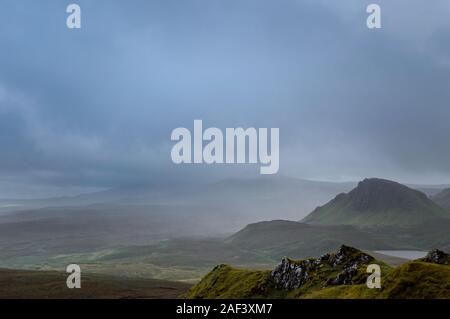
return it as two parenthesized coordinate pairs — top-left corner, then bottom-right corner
(0, 268), (192, 299)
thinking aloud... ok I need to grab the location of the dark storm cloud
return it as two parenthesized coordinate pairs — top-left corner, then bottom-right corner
(1, 0), (450, 196)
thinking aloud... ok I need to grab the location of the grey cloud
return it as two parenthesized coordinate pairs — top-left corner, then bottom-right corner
(1, 0), (450, 196)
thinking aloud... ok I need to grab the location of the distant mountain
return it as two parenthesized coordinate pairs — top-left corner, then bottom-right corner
(302, 178), (450, 227)
(407, 183), (450, 197)
(0, 177), (357, 220)
(432, 188), (450, 211)
(1, 176), (446, 221)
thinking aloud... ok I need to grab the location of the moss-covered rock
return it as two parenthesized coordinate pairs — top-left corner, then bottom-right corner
(187, 246), (450, 299)
(270, 245), (374, 290)
(419, 249), (450, 265)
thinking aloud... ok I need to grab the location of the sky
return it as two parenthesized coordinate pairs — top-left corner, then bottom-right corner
(1, 0), (450, 198)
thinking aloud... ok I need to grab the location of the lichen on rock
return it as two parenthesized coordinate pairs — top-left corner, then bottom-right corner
(270, 245), (374, 290)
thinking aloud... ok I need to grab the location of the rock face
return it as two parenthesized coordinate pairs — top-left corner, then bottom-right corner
(270, 245), (373, 290)
(420, 249), (450, 265)
(270, 257), (321, 290)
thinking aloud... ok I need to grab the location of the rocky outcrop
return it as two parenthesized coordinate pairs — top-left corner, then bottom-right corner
(270, 245), (374, 290)
(420, 249), (450, 265)
(270, 257), (320, 290)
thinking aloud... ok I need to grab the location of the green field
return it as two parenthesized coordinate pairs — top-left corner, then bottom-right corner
(0, 268), (191, 299)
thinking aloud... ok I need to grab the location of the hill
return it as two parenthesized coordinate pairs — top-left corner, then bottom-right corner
(302, 178), (450, 227)
(226, 220), (393, 259)
(432, 188), (450, 211)
(0, 268), (191, 299)
(186, 247), (450, 299)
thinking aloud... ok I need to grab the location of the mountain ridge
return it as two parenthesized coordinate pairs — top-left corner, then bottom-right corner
(432, 188), (450, 211)
(302, 178), (450, 227)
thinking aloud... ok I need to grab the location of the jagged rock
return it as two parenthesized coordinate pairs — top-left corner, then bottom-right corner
(270, 257), (312, 290)
(270, 245), (374, 290)
(326, 264), (358, 286)
(420, 249), (450, 265)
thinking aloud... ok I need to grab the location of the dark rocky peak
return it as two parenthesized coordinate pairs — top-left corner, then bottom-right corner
(270, 245), (374, 290)
(349, 178), (427, 211)
(327, 245), (373, 267)
(303, 177), (449, 226)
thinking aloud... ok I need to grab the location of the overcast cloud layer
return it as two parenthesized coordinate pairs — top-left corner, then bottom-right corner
(1, 0), (450, 197)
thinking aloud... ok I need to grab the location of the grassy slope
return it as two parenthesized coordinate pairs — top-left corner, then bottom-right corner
(185, 265), (274, 299)
(0, 268), (191, 299)
(187, 261), (450, 299)
(303, 262), (450, 299)
(432, 188), (450, 210)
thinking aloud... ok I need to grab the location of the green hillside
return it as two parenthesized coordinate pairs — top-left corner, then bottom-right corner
(302, 178), (450, 227)
(226, 220), (393, 259)
(187, 247), (450, 299)
(303, 261), (450, 299)
(432, 188), (450, 211)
